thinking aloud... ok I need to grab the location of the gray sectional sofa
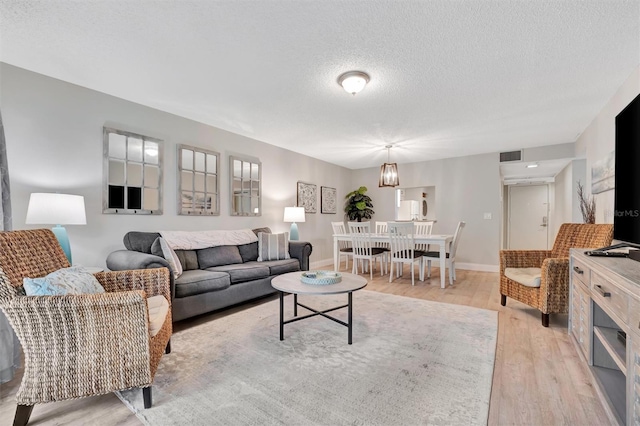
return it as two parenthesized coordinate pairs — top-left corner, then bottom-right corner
(106, 228), (312, 321)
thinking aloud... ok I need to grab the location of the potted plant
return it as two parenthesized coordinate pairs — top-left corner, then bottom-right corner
(344, 186), (375, 222)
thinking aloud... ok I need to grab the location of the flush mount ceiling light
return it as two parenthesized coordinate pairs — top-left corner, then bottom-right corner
(379, 145), (399, 187)
(526, 163), (539, 168)
(337, 71), (370, 95)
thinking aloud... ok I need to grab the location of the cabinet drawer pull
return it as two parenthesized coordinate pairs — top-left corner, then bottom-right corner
(573, 266), (584, 274)
(595, 285), (611, 297)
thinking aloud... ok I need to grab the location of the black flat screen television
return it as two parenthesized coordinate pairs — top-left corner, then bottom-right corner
(614, 93), (640, 247)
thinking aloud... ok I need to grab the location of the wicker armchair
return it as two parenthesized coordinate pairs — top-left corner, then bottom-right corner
(0, 229), (172, 426)
(500, 223), (613, 327)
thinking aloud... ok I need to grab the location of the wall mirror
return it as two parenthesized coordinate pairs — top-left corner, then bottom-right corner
(229, 155), (261, 216)
(178, 144), (220, 215)
(103, 127), (163, 214)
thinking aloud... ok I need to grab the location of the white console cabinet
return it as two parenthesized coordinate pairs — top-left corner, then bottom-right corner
(569, 249), (640, 425)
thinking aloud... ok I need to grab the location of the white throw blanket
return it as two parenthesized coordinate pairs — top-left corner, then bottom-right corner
(159, 229), (258, 250)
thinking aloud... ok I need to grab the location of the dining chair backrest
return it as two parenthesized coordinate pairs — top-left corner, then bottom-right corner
(331, 221), (346, 234)
(332, 221), (350, 249)
(449, 221), (466, 258)
(414, 221), (434, 251)
(374, 221), (389, 249)
(414, 221), (434, 235)
(375, 221), (388, 234)
(388, 222), (416, 261)
(348, 222), (374, 257)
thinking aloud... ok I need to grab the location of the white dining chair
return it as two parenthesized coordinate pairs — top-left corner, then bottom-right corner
(374, 221), (391, 266)
(348, 222), (387, 279)
(423, 221), (466, 285)
(414, 221), (434, 252)
(388, 222), (426, 286)
(375, 221), (388, 234)
(332, 221), (353, 271)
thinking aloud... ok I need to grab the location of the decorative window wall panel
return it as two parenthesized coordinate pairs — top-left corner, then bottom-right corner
(178, 144), (220, 215)
(103, 127), (163, 214)
(230, 155), (261, 216)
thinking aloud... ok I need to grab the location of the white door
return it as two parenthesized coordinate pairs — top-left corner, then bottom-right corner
(508, 185), (549, 250)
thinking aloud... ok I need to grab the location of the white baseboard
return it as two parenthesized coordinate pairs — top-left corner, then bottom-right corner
(310, 258), (498, 273)
(456, 263), (499, 273)
(310, 258), (335, 270)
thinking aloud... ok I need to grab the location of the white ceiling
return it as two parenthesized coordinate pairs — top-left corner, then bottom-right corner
(1, 1), (638, 170)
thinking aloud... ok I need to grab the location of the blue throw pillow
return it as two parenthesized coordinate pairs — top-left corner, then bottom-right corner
(23, 266), (105, 296)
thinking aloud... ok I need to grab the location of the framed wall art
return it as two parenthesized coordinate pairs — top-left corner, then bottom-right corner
(297, 181), (317, 213)
(321, 186), (337, 214)
(591, 150), (615, 194)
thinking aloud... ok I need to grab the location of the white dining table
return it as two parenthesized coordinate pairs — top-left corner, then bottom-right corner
(332, 233), (454, 289)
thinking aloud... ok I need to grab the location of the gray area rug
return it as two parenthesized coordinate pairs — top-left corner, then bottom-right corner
(117, 290), (497, 425)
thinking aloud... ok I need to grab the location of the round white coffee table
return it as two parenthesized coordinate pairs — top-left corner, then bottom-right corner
(271, 271), (367, 344)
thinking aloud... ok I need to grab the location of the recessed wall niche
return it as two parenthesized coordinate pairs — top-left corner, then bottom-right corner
(103, 127), (163, 214)
(178, 144), (220, 215)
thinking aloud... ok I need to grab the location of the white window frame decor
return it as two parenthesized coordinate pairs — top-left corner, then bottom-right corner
(103, 127), (163, 215)
(229, 155), (261, 216)
(178, 144), (220, 215)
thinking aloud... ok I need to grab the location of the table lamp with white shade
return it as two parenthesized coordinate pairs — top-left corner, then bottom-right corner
(283, 206), (305, 241)
(25, 193), (87, 264)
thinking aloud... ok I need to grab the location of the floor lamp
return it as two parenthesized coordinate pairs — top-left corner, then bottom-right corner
(283, 206), (305, 241)
(25, 193), (87, 264)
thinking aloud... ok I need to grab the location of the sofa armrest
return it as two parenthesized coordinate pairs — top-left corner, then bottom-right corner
(289, 241), (313, 271)
(107, 249), (169, 271)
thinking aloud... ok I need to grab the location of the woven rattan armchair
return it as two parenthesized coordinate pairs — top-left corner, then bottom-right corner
(500, 223), (613, 327)
(0, 229), (172, 426)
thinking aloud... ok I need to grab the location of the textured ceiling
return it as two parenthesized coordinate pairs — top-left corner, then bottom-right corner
(1, 1), (638, 170)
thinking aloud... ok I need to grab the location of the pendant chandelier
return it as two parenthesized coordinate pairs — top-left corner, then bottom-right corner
(379, 145), (399, 187)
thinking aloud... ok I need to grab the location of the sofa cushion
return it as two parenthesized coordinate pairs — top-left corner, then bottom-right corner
(147, 295), (170, 337)
(206, 262), (270, 284)
(124, 231), (161, 254)
(238, 242), (259, 263)
(150, 237), (164, 257)
(257, 232), (290, 261)
(176, 250), (199, 271)
(174, 270), (231, 298)
(504, 267), (542, 288)
(197, 245), (243, 268)
(252, 227), (272, 236)
(261, 259), (300, 275)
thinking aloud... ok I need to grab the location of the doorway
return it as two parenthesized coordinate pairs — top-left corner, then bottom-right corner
(507, 184), (550, 250)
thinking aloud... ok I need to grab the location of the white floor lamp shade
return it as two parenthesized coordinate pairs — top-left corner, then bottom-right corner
(25, 193), (87, 264)
(283, 207), (305, 241)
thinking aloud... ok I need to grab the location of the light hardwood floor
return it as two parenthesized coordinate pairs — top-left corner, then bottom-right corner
(0, 266), (610, 425)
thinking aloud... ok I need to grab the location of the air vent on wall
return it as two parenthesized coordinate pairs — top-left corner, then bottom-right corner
(499, 150), (522, 162)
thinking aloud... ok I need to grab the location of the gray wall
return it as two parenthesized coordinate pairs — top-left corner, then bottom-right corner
(351, 152), (501, 270)
(0, 64), (352, 268)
